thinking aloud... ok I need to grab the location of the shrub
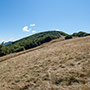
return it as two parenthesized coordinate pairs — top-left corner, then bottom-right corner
(13, 45), (25, 52)
(72, 31), (90, 37)
(65, 35), (72, 40)
(0, 43), (4, 56)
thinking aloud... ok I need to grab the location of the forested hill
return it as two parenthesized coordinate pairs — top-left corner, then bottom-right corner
(0, 31), (68, 57)
(12, 31), (68, 45)
(0, 31), (90, 57)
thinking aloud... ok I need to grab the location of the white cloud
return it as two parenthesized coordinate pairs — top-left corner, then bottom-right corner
(22, 24), (36, 33)
(32, 30), (36, 33)
(23, 26), (30, 32)
(30, 24), (36, 27)
(55, 29), (60, 31)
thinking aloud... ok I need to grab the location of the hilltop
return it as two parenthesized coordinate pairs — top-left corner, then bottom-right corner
(0, 36), (90, 90)
(0, 31), (68, 57)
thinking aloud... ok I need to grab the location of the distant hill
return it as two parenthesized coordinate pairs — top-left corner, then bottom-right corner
(4, 41), (13, 45)
(12, 31), (68, 45)
(0, 31), (68, 56)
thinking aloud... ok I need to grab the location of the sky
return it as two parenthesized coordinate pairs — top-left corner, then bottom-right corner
(0, 0), (90, 42)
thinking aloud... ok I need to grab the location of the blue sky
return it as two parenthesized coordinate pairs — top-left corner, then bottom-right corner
(0, 0), (90, 42)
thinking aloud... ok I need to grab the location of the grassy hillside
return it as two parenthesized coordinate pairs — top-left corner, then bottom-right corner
(0, 31), (68, 57)
(0, 36), (90, 90)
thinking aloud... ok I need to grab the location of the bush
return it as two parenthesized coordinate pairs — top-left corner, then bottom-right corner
(0, 43), (4, 56)
(13, 45), (25, 52)
(65, 35), (72, 40)
(72, 31), (90, 37)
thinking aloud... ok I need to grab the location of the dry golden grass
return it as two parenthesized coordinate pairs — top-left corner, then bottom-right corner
(0, 36), (90, 90)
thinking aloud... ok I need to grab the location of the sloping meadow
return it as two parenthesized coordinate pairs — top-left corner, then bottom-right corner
(0, 36), (90, 90)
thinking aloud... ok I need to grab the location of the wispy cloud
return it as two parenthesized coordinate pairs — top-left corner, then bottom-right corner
(55, 29), (61, 31)
(30, 24), (36, 27)
(32, 30), (36, 33)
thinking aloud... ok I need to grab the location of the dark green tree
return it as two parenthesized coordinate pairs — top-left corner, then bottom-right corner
(65, 35), (72, 40)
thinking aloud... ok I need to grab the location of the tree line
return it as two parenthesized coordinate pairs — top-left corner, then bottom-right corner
(65, 31), (90, 39)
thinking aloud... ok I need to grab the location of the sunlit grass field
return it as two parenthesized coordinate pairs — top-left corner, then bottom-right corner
(0, 36), (90, 90)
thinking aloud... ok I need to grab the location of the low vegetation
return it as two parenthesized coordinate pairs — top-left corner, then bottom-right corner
(72, 31), (90, 37)
(65, 35), (72, 40)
